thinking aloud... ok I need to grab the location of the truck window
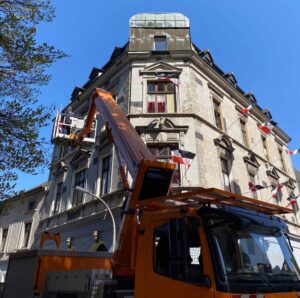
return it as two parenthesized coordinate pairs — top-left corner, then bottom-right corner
(153, 217), (203, 284)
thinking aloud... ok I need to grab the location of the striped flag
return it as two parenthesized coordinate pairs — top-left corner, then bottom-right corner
(272, 183), (284, 199)
(156, 73), (180, 86)
(240, 105), (253, 115)
(287, 194), (300, 207)
(248, 182), (265, 192)
(288, 149), (300, 155)
(258, 122), (274, 134)
(171, 149), (196, 167)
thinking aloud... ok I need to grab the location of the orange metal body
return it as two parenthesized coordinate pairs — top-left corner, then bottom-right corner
(32, 253), (111, 293)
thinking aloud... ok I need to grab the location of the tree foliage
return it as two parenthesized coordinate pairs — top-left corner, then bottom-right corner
(0, 0), (66, 200)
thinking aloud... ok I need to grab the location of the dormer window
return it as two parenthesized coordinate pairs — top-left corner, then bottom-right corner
(154, 36), (167, 51)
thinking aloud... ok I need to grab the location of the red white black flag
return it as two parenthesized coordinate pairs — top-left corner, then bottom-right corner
(287, 194), (300, 207)
(258, 122), (274, 134)
(248, 182), (265, 192)
(171, 149), (196, 167)
(272, 183), (284, 199)
(288, 149), (300, 155)
(156, 73), (180, 86)
(240, 105), (253, 115)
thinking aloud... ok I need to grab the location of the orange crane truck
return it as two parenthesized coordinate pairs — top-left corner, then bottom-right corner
(3, 89), (300, 298)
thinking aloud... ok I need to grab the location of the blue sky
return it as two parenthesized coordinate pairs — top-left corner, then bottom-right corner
(16, 0), (300, 191)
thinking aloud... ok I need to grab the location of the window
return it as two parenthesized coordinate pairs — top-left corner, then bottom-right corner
(22, 222), (32, 248)
(220, 157), (231, 192)
(154, 36), (167, 51)
(147, 81), (175, 113)
(153, 217), (203, 284)
(240, 119), (249, 147)
(1, 228), (8, 251)
(261, 136), (269, 161)
(72, 169), (86, 207)
(101, 155), (111, 196)
(53, 182), (62, 214)
(148, 143), (180, 185)
(278, 148), (287, 172)
(213, 100), (223, 130)
(28, 200), (36, 211)
(248, 172), (258, 200)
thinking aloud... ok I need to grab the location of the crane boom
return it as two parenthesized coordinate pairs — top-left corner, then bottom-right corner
(72, 88), (154, 181)
(72, 88), (175, 274)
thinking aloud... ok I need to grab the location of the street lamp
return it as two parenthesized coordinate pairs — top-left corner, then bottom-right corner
(75, 186), (117, 252)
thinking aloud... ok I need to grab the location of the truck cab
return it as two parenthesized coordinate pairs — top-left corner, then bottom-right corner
(134, 190), (300, 298)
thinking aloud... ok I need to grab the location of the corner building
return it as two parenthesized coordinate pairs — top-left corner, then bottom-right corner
(36, 13), (300, 255)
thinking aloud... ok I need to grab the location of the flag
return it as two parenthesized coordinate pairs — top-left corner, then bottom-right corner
(156, 73), (180, 86)
(171, 149), (195, 167)
(272, 183), (284, 199)
(248, 181), (265, 192)
(179, 149), (196, 167)
(287, 194), (300, 207)
(258, 122), (274, 134)
(288, 149), (300, 155)
(171, 150), (184, 164)
(240, 105), (253, 115)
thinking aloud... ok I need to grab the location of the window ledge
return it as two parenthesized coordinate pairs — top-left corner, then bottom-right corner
(25, 208), (36, 214)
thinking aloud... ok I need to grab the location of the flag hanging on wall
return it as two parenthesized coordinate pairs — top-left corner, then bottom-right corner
(272, 183), (284, 199)
(171, 149), (196, 167)
(240, 105), (253, 115)
(287, 194), (300, 207)
(258, 122), (274, 134)
(248, 182), (265, 192)
(288, 149), (300, 155)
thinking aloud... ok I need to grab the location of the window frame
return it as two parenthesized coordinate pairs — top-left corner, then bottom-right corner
(213, 98), (223, 131)
(278, 147), (287, 173)
(220, 157), (231, 192)
(248, 171), (258, 200)
(28, 200), (36, 211)
(261, 135), (269, 161)
(72, 169), (86, 207)
(22, 221), (32, 248)
(100, 155), (112, 196)
(153, 217), (204, 284)
(1, 227), (9, 252)
(154, 36), (167, 51)
(146, 81), (176, 113)
(53, 182), (63, 215)
(240, 119), (249, 147)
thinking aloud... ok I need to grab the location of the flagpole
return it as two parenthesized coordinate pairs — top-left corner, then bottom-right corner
(224, 118), (239, 134)
(180, 158), (195, 183)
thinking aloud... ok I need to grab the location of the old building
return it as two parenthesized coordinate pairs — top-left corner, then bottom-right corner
(35, 13), (300, 251)
(0, 183), (48, 281)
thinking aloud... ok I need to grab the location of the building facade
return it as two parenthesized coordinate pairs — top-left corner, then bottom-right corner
(0, 183), (48, 281)
(36, 13), (300, 252)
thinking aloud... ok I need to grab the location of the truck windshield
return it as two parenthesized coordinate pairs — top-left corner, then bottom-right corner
(207, 215), (300, 293)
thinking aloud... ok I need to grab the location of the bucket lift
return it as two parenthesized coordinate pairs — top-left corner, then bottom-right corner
(51, 112), (97, 144)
